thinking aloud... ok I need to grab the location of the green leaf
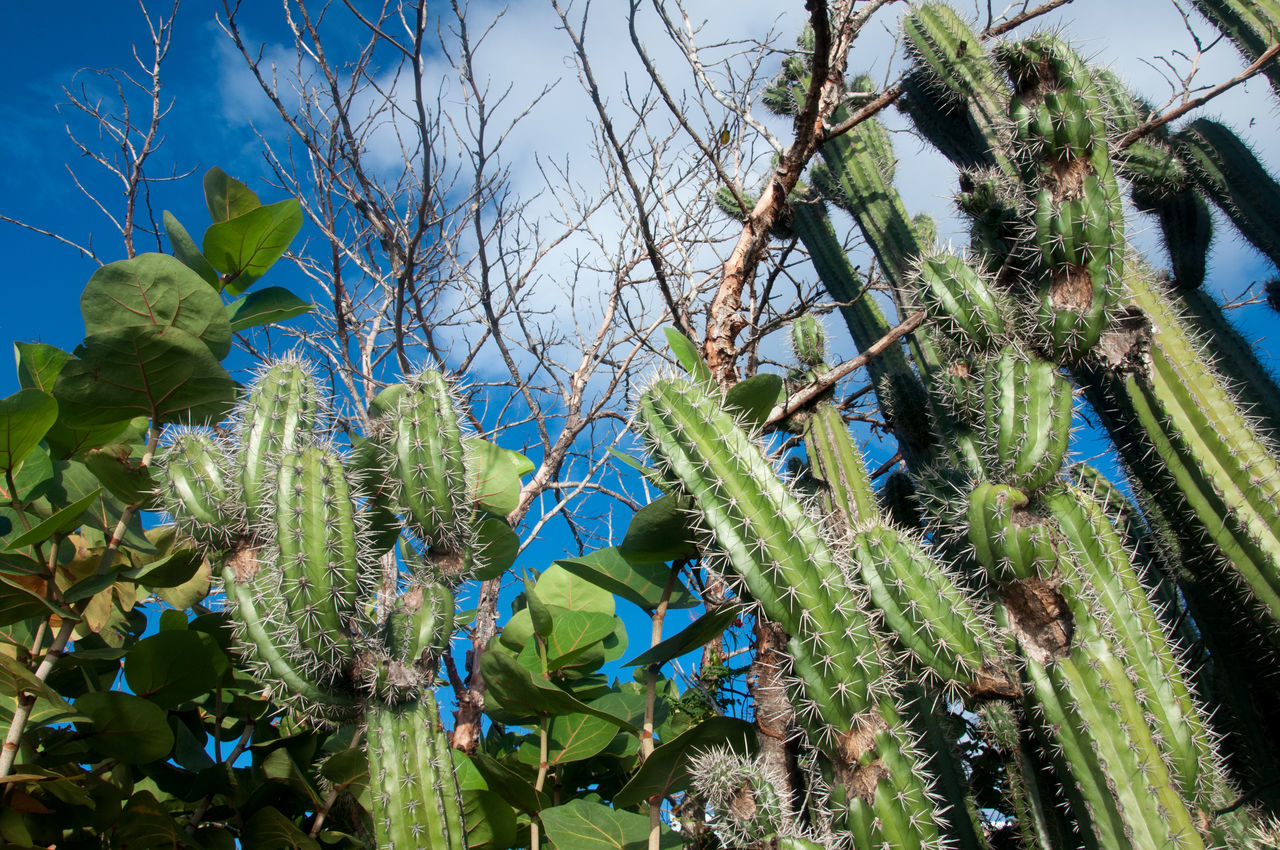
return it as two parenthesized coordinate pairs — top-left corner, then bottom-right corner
(124, 547), (203, 588)
(543, 712), (619, 765)
(625, 604), (745, 668)
(546, 610), (618, 671)
(203, 166), (261, 224)
(481, 648), (639, 733)
(724, 372), (784, 431)
(124, 630), (229, 709)
(83, 442), (156, 507)
(3, 488), (102, 550)
(80, 253), (233, 360)
(466, 438), (532, 516)
(115, 791), (182, 849)
(14, 342), (69, 393)
(473, 516), (519, 580)
(227, 286), (313, 332)
(619, 494), (697, 561)
(240, 806), (320, 850)
(74, 691), (175, 764)
(469, 753), (550, 815)
(556, 548), (696, 611)
(613, 716), (757, 806)
(0, 580), (69, 627)
(319, 746), (369, 794)
(540, 799), (683, 849)
(664, 326), (714, 389)
(155, 559), (212, 609)
(163, 210), (220, 288)
(464, 788), (518, 850)
(533, 563), (613, 615)
(53, 326), (236, 428)
(525, 577), (554, 640)
(0, 389), (57, 476)
(203, 199), (303, 295)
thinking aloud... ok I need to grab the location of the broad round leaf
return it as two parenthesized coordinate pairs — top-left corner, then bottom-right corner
(74, 691), (174, 764)
(163, 210), (220, 288)
(53, 326), (236, 428)
(80, 253), (232, 360)
(0, 389), (57, 475)
(203, 199), (303, 295)
(540, 799), (683, 849)
(226, 286), (313, 332)
(203, 166), (261, 224)
(473, 517), (519, 580)
(124, 629), (229, 709)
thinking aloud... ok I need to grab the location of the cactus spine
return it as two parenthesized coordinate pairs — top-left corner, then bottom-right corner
(1188, 0), (1280, 103)
(160, 359), (472, 850)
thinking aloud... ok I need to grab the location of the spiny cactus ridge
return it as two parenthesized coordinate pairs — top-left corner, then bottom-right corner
(159, 357), (477, 850)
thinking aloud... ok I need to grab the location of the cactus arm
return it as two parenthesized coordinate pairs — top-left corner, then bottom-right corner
(1175, 118), (1280, 270)
(1187, 0), (1280, 103)
(275, 446), (361, 670)
(367, 694), (468, 850)
(236, 359), (319, 525)
(220, 561), (356, 715)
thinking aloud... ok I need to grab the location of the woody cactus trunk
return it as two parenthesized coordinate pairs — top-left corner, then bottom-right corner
(157, 358), (508, 850)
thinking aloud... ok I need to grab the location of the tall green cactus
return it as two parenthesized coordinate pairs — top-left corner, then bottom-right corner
(636, 375), (948, 850)
(160, 358), (472, 850)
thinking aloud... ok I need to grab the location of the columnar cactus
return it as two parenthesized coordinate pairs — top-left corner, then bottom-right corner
(1188, 0), (1280, 103)
(636, 376), (948, 850)
(159, 358), (472, 850)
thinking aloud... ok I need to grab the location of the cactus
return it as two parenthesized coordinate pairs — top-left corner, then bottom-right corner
(160, 359), (472, 850)
(636, 375), (948, 850)
(1188, 0), (1280, 103)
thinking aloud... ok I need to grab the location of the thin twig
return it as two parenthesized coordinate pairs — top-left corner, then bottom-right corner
(1118, 43), (1280, 148)
(764, 310), (926, 426)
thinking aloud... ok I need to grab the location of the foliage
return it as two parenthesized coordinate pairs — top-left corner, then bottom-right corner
(4, 2), (1280, 849)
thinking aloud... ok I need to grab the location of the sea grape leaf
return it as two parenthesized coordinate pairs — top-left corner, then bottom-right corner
(203, 166), (261, 224)
(53, 326), (236, 428)
(80, 253), (232, 360)
(556, 548), (696, 611)
(618, 494), (697, 562)
(540, 798), (683, 849)
(613, 716), (757, 806)
(74, 691), (175, 764)
(163, 210), (220, 288)
(626, 604), (746, 668)
(124, 630), (229, 709)
(226, 286), (313, 332)
(203, 199), (303, 295)
(0, 389), (57, 477)
(664, 326), (714, 390)
(724, 372), (784, 431)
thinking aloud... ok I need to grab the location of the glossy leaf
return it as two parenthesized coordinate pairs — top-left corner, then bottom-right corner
(3, 488), (102, 551)
(240, 806), (320, 850)
(618, 494), (697, 561)
(0, 389), (57, 476)
(540, 799), (683, 849)
(473, 516), (519, 580)
(546, 610), (618, 671)
(74, 691), (175, 764)
(464, 788), (518, 850)
(80, 253), (232, 360)
(83, 442), (156, 507)
(203, 166), (261, 223)
(0, 579), (68, 627)
(481, 648), (639, 733)
(466, 438), (533, 516)
(203, 199), (303, 295)
(163, 210), (220, 288)
(724, 372), (784, 431)
(14, 341), (70, 393)
(53, 326), (236, 428)
(470, 753), (550, 815)
(613, 716), (757, 806)
(124, 630), (229, 709)
(227, 286), (313, 332)
(626, 603), (746, 668)
(557, 548), (696, 611)
(664, 326), (715, 389)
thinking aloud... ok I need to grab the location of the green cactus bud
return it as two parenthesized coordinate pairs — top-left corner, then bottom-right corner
(790, 313), (828, 370)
